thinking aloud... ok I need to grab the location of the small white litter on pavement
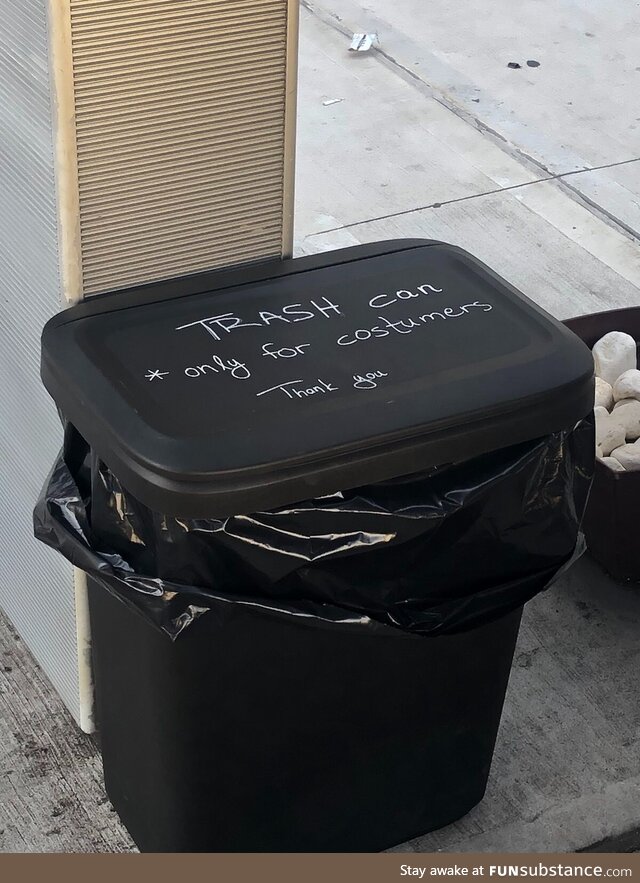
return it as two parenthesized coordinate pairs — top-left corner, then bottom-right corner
(349, 33), (379, 52)
(322, 98), (344, 106)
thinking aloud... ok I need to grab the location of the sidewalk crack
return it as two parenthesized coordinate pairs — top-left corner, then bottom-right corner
(304, 159), (640, 239)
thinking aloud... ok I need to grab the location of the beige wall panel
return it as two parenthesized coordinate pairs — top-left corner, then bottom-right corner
(64, 0), (296, 295)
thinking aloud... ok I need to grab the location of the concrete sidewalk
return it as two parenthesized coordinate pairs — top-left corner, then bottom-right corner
(393, 557), (640, 853)
(1, 0), (639, 853)
(295, 0), (640, 314)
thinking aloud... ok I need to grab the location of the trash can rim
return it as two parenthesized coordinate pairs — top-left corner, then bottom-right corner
(41, 240), (594, 517)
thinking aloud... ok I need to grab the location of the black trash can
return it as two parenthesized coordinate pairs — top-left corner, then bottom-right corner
(35, 240), (594, 852)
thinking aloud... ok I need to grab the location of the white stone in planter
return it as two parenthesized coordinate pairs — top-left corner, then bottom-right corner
(592, 331), (637, 386)
(612, 399), (640, 440)
(602, 456), (626, 472)
(613, 368), (640, 403)
(595, 412), (626, 456)
(594, 408), (607, 457)
(613, 399), (637, 412)
(610, 443), (640, 471)
(594, 377), (614, 410)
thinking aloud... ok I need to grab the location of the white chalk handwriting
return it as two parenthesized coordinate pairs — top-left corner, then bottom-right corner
(175, 298), (342, 342)
(184, 355), (251, 381)
(256, 378), (339, 400)
(353, 371), (389, 390)
(145, 369), (169, 382)
(262, 342), (310, 359)
(337, 302), (493, 346)
(368, 283), (443, 309)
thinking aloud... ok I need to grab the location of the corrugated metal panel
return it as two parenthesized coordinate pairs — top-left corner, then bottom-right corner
(0, 2), (80, 721)
(68, 0), (292, 294)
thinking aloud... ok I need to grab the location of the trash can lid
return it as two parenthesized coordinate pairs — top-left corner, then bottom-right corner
(41, 240), (594, 517)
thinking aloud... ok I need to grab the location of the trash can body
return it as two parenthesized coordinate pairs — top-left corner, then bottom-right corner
(35, 240), (595, 852)
(89, 580), (523, 852)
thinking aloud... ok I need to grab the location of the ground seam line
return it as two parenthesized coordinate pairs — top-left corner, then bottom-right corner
(305, 159), (640, 237)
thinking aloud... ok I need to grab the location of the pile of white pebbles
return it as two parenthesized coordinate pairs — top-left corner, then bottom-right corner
(593, 331), (640, 472)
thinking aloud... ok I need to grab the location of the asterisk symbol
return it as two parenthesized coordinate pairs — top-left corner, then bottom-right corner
(145, 369), (169, 381)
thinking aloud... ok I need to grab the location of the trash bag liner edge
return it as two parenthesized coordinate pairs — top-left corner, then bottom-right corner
(34, 417), (595, 640)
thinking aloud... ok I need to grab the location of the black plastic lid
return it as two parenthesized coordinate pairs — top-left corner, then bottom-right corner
(41, 240), (594, 517)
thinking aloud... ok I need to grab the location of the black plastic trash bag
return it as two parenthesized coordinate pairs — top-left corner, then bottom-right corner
(34, 418), (594, 640)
